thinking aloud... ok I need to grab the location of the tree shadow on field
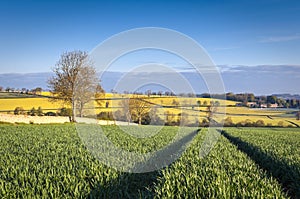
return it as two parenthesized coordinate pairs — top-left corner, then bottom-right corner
(88, 128), (200, 199)
(219, 130), (300, 199)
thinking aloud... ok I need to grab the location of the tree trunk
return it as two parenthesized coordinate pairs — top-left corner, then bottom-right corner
(79, 106), (83, 117)
(126, 111), (130, 125)
(139, 116), (141, 125)
(72, 99), (76, 122)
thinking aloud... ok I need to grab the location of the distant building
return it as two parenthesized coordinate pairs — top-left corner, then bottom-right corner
(260, 104), (268, 108)
(260, 103), (278, 108)
(246, 102), (257, 108)
(269, 103), (278, 108)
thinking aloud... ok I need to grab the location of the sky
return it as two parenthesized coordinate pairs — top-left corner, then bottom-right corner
(0, 0), (300, 94)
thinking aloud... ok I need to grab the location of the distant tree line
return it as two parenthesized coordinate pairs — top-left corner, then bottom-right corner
(108, 90), (300, 109)
(1, 85), (299, 109)
(198, 92), (300, 109)
(0, 86), (43, 95)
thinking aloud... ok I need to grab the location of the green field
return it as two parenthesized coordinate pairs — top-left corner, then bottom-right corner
(0, 124), (299, 198)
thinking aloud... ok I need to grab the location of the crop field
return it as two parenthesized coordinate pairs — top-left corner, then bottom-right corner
(223, 128), (300, 198)
(0, 98), (66, 112)
(0, 124), (299, 198)
(1, 92), (298, 127)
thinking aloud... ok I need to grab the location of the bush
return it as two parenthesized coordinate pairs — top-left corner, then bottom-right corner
(37, 107), (43, 116)
(255, 120), (265, 127)
(45, 112), (56, 116)
(224, 117), (234, 127)
(277, 121), (284, 127)
(58, 108), (72, 117)
(237, 119), (253, 127)
(29, 107), (37, 116)
(97, 112), (114, 120)
(113, 110), (126, 121)
(14, 107), (25, 115)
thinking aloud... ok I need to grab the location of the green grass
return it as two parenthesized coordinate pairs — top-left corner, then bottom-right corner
(0, 125), (299, 198)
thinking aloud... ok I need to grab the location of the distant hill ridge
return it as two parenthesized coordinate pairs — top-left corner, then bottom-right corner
(0, 70), (299, 95)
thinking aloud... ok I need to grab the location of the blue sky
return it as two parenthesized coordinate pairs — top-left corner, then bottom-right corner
(0, 0), (300, 73)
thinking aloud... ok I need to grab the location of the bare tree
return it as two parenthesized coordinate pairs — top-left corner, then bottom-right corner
(74, 66), (103, 117)
(48, 50), (102, 122)
(129, 96), (151, 125)
(95, 84), (106, 108)
(118, 98), (131, 125)
(32, 87), (42, 95)
(116, 96), (151, 125)
(206, 101), (218, 123)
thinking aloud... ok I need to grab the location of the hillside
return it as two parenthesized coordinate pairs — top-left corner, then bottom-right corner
(0, 92), (299, 127)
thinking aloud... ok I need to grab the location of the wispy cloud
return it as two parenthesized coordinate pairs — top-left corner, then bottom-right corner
(219, 64), (300, 75)
(259, 34), (300, 43)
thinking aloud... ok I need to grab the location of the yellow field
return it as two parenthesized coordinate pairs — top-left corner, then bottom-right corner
(225, 107), (286, 116)
(41, 91), (52, 96)
(0, 93), (299, 127)
(0, 98), (67, 112)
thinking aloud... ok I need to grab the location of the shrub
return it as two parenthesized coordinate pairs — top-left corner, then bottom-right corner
(224, 117), (234, 127)
(237, 119), (253, 127)
(278, 121), (284, 127)
(113, 110), (126, 121)
(255, 120), (265, 127)
(58, 108), (72, 117)
(45, 112), (56, 116)
(14, 107), (25, 115)
(97, 112), (114, 120)
(29, 107), (37, 116)
(37, 107), (43, 116)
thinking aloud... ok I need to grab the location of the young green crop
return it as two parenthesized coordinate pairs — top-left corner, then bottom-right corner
(0, 124), (196, 198)
(0, 125), (297, 198)
(154, 129), (287, 198)
(224, 127), (300, 198)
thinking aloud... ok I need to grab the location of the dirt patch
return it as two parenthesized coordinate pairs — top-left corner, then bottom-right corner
(0, 113), (138, 125)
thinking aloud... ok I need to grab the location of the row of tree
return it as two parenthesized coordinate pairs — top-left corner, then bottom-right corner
(199, 93), (300, 108)
(0, 87), (43, 95)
